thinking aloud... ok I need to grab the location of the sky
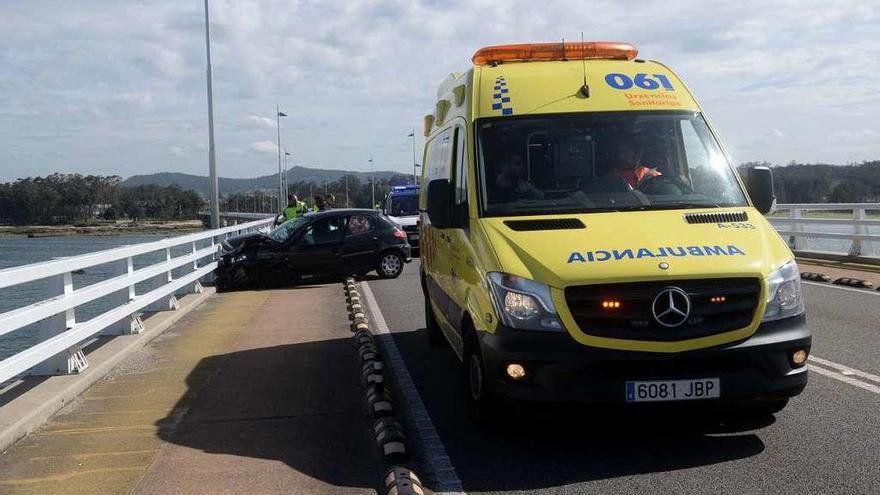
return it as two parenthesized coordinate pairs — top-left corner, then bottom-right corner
(0, 0), (878, 182)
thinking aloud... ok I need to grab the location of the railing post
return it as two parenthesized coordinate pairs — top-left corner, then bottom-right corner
(789, 208), (807, 251)
(103, 256), (144, 335)
(144, 247), (179, 312)
(849, 208), (866, 257)
(31, 272), (89, 375)
(177, 241), (204, 295)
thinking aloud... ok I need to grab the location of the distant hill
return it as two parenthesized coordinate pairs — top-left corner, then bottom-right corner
(122, 166), (405, 196)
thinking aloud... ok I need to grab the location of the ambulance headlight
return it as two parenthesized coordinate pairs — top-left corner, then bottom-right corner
(487, 272), (564, 331)
(762, 260), (805, 322)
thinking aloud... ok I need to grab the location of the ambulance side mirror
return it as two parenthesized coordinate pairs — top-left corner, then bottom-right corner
(425, 179), (453, 229)
(747, 166), (776, 215)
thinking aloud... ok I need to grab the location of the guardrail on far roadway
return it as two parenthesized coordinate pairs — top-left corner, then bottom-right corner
(769, 203), (880, 264)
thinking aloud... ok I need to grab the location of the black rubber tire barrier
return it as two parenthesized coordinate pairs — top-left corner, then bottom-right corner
(384, 467), (425, 495)
(366, 385), (395, 418)
(800, 272), (831, 282)
(833, 277), (874, 288)
(344, 278), (421, 485)
(373, 417), (408, 461)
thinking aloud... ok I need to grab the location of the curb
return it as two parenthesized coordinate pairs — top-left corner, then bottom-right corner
(344, 277), (426, 495)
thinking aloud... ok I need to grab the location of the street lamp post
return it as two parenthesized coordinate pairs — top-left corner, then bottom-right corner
(284, 151), (291, 196)
(203, 0), (219, 229)
(276, 106), (287, 211)
(368, 157), (374, 208)
(408, 129), (418, 185)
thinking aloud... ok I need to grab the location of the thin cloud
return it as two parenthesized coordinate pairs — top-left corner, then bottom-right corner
(250, 140), (278, 154)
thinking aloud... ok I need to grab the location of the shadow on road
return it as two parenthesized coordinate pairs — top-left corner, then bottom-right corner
(151, 336), (382, 492)
(390, 328), (770, 493)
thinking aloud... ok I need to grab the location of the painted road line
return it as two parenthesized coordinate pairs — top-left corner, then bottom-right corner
(803, 280), (880, 295)
(807, 365), (880, 395)
(360, 281), (466, 495)
(810, 356), (880, 384)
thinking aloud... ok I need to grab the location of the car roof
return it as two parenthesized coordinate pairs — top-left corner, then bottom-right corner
(303, 208), (380, 220)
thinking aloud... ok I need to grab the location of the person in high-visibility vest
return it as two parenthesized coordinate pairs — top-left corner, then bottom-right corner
(283, 194), (307, 221)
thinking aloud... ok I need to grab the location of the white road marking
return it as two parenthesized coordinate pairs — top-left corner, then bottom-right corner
(810, 356), (880, 385)
(807, 364), (880, 395)
(360, 281), (466, 495)
(802, 280), (880, 296)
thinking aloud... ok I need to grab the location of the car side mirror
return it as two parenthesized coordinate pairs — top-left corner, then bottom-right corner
(426, 179), (453, 229)
(747, 166), (775, 215)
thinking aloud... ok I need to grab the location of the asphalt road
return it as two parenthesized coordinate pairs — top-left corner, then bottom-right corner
(366, 260), (880, 495)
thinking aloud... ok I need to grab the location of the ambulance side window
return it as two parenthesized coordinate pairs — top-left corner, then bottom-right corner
(425, 128), (452, 183)
(453, 127), (467, 206)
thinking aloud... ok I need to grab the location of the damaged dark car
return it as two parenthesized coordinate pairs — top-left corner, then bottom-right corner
(214, 209), (412, 291)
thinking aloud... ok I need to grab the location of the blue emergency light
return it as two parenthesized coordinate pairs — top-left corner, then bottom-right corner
(391, 185), (420, 192)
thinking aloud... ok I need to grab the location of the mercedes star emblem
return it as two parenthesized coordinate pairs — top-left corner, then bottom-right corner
(651, 287), (691, 328)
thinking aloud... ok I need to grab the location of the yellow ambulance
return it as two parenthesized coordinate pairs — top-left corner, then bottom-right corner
(419, 41), (810, 421)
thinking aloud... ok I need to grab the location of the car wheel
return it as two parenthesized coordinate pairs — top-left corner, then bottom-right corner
(425, 298), (445, 346)
(463, 326), (496, 424)
(377, 251), (404, 278)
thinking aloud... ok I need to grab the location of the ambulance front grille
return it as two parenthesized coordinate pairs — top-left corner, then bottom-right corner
(504, 218), (585, 231)
(564, 278), (761, 341)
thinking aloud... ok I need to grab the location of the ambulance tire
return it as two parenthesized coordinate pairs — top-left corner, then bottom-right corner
(425, 298), (444, 346)
(463, 323), (497, 425)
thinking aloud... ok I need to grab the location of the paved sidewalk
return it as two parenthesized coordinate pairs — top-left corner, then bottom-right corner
(0, 284), (381, 494)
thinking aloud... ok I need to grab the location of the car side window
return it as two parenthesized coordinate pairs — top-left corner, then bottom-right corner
(298, 216), (346, 246)
(345, 215), (374, 237)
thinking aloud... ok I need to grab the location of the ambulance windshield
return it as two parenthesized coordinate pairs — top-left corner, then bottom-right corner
(476, 111), (748, 217)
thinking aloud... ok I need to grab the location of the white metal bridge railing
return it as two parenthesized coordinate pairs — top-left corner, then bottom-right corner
(0, 217), (274, 385)
(768, 203), (880, 262)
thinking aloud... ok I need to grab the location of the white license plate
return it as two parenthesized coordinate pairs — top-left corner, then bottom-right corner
(626, 378), (720, 402)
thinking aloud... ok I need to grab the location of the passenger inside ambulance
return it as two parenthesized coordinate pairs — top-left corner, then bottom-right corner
(600, 130), (661, 188)
(478, 112), (746, 216)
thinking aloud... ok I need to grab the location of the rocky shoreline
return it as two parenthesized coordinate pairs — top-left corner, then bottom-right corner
(0, 220), (205, 238)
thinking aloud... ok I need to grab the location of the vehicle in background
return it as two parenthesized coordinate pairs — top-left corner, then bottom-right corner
(215, 209), (411, 290)
(383, 185), (421, 254)
(418, 41), (809, 423)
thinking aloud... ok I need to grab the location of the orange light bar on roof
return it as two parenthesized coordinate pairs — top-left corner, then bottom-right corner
(472, 41), (638, 66)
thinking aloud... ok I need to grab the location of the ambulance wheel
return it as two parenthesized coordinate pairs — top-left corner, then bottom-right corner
(463, 323), (496, 424)
(377, 251), (404, 279)
(425, 298), (444, 346)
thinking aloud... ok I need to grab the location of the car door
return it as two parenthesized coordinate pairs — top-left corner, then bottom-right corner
(341, 214), (381, 274)
(287, 215), (347, 277)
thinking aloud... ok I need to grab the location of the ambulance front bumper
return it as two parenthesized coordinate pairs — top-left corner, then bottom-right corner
(478, 314), (810, 407)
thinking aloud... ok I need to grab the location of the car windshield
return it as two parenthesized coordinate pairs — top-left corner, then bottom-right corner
(267, 216), (310, 242)
(387, 195), (420, 216)
(477, 111), (748, 217)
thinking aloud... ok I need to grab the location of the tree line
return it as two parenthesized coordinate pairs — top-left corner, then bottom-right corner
(2, 162), (877, 225)
(0, 174), (203, 225)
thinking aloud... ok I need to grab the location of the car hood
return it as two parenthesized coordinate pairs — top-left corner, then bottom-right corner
(221, 232), (265, 253)
(480, 208), (793, 289)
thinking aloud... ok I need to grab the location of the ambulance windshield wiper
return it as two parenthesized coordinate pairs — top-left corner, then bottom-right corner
(633, 201), (721, 211)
